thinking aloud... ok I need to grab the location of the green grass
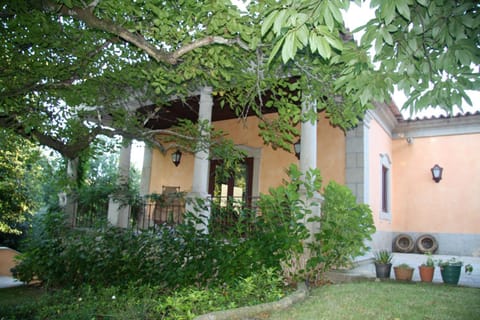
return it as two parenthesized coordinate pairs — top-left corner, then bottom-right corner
(266, 281), (480, 320)
(2, 281), (480, 320)
(0, 285), (45, 306)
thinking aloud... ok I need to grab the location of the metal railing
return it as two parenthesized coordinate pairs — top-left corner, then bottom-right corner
(132, 195), (261, 233)
(74, 193), (261, 233)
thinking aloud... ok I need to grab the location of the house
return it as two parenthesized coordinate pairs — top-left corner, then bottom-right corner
(128, 86), (480, 257)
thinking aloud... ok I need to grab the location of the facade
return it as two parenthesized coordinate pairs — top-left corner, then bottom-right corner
(138, 89), (480, 257)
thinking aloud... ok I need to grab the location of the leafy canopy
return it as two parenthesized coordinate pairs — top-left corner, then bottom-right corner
(261, 0), (479, 115)
(1, 0), (477, 161)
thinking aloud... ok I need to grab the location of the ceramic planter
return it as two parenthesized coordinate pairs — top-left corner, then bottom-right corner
(394, 267), (414, 281)
(419, 265), (435, 282)
(440, 264), (462, 285)
(375, 263), (392, 279)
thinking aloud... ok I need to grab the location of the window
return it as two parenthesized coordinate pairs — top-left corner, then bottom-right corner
(381, 165), (389, 212)
(208, 157), (253, 206)
(380, 153), (391, 220)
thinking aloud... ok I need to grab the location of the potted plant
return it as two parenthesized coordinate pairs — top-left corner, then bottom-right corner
(394, 263), (414, 281)
(418, 253), (435, 282)
(438, 258), (474, 285)
(374, 250), (393, 279)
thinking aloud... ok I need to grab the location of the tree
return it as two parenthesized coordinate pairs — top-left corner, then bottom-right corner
(0, 130), (44, 234)
(2, 0), (477, 195)
(260, 0), (479, 115)
(0, 0), (372, 161)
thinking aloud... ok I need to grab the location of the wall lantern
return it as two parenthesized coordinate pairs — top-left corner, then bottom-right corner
(171, 149), (182, 167)
(430, 164), (443, 183)
(293, 139), (301, 159)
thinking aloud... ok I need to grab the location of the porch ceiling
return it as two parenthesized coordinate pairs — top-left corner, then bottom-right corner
(140, 94), (280, 130)
(139, 76), (302, 130)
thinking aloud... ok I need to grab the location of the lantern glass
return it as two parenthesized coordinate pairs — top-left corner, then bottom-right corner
(293, 139), (301, 159)
(172, 150), (182, 167)
(431, 164), (443, 183)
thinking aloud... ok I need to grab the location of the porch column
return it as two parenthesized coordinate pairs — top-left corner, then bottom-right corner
(186, 86), (213, 233)
(139, 146), (153, 197)
(108, 142), (131, 228)
(138, 146), (153, 228)
(299, 98), (322, 239)
(64, 157), (79, 227)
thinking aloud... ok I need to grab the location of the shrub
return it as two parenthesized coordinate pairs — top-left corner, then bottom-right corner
(14, 165), (374, 290)
(1, 268), (286, 320)
(317, 181), (376, 271)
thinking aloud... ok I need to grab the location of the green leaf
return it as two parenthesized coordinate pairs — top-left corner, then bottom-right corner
(296, 25), (309, 46)
(268, 37), (285, 65)
(282, 32), (296, 63)
(416, 0), (428, 7)
(316, 36), (332, 60)
(261, 11), (278, 36)
(381, 1), (396, 25)
(273, 10), (287, 35)
(327, 1), (344, 24)
(325, 34), (343, 51)
(395, 1), (411, 20)
(381, 28), (394, 46)
(63, 0), (73, 8)
(309, 32), (318, 53)
(323, 8), (334, 31)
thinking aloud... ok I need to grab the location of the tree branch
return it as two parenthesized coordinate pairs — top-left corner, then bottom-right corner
(48, 2), (249, 65)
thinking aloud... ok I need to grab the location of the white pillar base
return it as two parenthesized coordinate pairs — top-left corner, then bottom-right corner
(107, 197), (130, 228)
(186, 192), (211, 233)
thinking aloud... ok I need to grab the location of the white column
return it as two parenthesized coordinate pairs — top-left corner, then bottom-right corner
(186, 86), (213, 232)
(299, 100), (317, 174)
(64, 158), (79, 227)
(299, 98), (322, 238)
(108, 142), (132, 228)
(139, 146), (153, 197)
(137, 146), (153, 229)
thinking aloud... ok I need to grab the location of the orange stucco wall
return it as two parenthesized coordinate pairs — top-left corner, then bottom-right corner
(148, 112), (345, 195)
(317, 114), (345, 187)
(392, 133), (480, 234)
(368, 119), (393, 232)
(0, 247), (19, 276)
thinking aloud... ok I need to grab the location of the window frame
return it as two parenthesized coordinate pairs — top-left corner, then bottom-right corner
(379, 153), (392, 221)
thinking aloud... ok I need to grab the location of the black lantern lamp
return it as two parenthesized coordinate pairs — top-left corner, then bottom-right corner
(171, 149), (182, 167)
(293, 139), (301, 159)
(431, 164), (443, 183)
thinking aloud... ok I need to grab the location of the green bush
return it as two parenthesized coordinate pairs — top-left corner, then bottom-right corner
(14, 165), (374, 290)
(13, 208), (290, 289)
(1, 268), (286, 320)
(318, 181), (376, 271)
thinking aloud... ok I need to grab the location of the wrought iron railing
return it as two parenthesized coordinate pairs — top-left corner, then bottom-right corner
(74, 193), (261, 233)
(132, 195), (261, 233)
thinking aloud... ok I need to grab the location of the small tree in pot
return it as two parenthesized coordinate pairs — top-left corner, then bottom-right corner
(419, 253), (435, 282)
(374, 250), (393, 279)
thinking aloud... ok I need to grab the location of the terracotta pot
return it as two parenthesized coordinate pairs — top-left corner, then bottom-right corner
(394, 266), (414, 281)
(419, 265), (435, 282)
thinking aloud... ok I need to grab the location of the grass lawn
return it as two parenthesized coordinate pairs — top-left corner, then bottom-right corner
(1, 281), (479, 319)
(0, 285), (45, 306)
(265, 281), (480, 320)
